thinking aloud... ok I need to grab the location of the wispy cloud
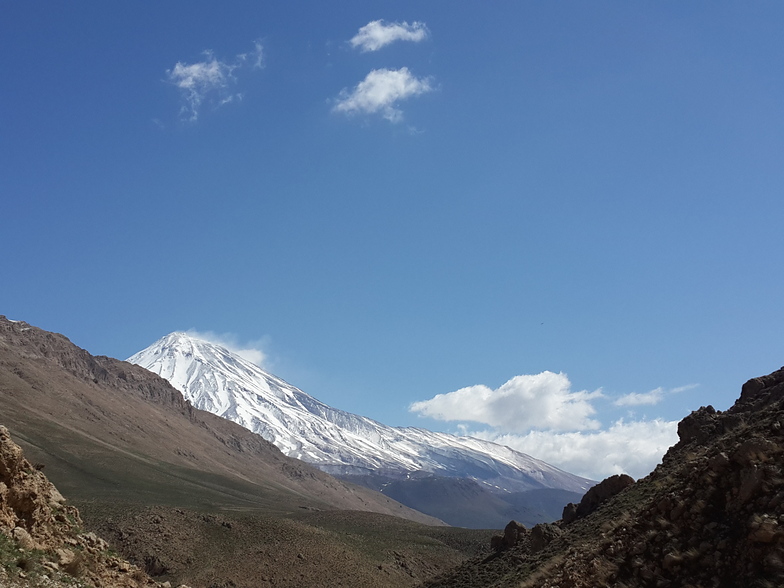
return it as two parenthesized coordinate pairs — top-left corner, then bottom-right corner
(238, 39), (265, 69)
(410, 372), (686, 480)
(333, 67), (433, 123)
(166, 39), (264, 122)
(614, 383), (698, 407)
(614, 387), (666, 407)
(350, 20), (429, 52)
(185, 329), (269, 368)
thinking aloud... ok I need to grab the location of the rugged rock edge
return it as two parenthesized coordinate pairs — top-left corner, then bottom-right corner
(0, 424), (187, 588)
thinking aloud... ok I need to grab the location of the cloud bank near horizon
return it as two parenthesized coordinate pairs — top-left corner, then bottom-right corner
(410, 372), (682, 481)
(410, 371), (603, 432)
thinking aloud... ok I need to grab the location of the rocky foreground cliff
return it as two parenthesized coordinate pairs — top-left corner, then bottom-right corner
(0, 425), (177, 587)
(421, 367), (784, 588)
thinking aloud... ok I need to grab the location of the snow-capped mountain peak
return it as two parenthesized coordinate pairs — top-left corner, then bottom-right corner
(128, 333), (593, 494)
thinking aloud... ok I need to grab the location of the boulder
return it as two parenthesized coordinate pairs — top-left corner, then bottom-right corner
(530, 523), (562, 553)
(562, 502), (578, 524)
(575, 474), (634, 520)
(503, 520), (526, 548)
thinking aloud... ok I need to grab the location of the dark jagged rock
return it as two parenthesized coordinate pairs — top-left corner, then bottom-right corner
(561, 501), (578, 524)
(677, 404), (720, 445)
(735, 367), (784, 412)
(490, 520), (527, 551)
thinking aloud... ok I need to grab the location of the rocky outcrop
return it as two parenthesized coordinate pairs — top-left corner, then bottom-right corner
(0, 425), (180, 588)
(676, 404), (721, 445)
(735, 366), (784, 411)
(0, 426), (80, 552)
(490, 520), (527, 551)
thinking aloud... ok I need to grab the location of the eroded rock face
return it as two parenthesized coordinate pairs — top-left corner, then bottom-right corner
(561, 502), (578, 524)
(0, 425), (179, 588)
(503, 520), (526, 548)
(576, 473), (634, 519)
(736, 367), (784, 411)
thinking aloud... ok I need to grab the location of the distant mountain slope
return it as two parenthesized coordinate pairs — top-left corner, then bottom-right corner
(128, 333), (593, 528)
(343, 474), (582, 530)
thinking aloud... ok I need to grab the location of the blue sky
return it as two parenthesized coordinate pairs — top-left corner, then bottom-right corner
(3, 2), (783, 480)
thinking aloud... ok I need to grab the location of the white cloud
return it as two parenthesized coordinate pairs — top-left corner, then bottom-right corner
(474, 419), (679, 481)
(333, 67), (433, 123)
(166, 40), (264, 122)
(186, 330), (269, 368)
(410, 372), (603, 432)
(614, 387), (665, 407)
(167, 52), (236, 121)
(350, 20), (429, 52)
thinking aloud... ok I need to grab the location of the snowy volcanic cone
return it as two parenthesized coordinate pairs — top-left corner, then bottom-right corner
(129, 332), (593, 494)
